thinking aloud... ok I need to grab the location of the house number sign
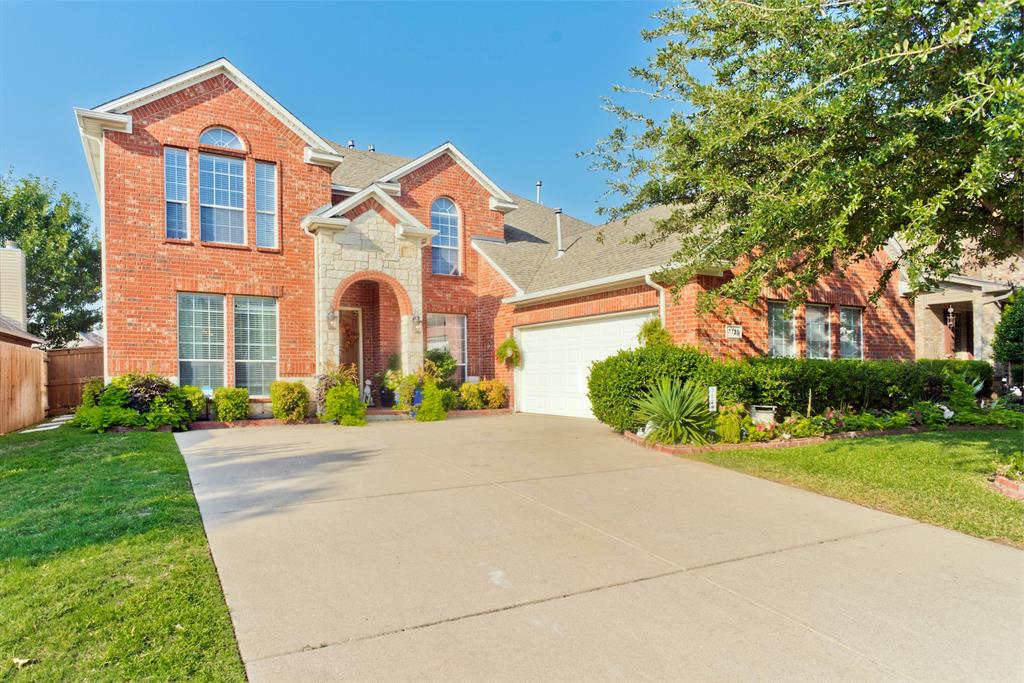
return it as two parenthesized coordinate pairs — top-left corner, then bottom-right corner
(725, 325), (743, 339)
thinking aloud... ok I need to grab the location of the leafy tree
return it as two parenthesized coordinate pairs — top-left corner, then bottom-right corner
(591, 0), (1022, 308)
(0, 173), (101, 347)
(993, 292), (1023, 371)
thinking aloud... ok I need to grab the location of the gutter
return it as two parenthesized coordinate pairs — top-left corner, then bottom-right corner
(502, 266), (660, 305)
(645, 274), (667, 324)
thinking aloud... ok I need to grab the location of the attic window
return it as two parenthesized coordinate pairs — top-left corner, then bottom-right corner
(200, 127), (244, 151)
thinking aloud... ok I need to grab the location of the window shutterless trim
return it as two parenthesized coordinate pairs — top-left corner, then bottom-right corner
(177, 292), (227, 389)
(805, 304), (832, 360)
(232, 295), (279, 397)
(254, 160), (278, 249)
(425, 312), (468, 380)
(767, 301), (796, 358)
(430, 197), (462, 276)
(198, 152), (246, 246)
(164, 146), (189, 240)
(839, 306), (864, 359)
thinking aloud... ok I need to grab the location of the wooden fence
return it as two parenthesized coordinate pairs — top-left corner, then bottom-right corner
(46, 347), (103, 416)
(0, 341), (47, 434)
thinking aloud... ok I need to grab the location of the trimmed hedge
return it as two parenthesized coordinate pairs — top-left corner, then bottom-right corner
(213, 387), (250, 422)
(270, 381), (309, 422)
(322, 384), (366, 426)
(587, 345), (993, 433)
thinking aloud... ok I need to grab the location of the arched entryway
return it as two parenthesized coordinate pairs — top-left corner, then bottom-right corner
(331, 271), (418, 385)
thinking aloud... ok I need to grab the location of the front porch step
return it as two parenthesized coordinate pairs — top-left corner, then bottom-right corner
(366, 408), (412, 422)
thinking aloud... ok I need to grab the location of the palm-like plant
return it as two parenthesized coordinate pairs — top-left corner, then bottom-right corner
(634, 377), (713, 445)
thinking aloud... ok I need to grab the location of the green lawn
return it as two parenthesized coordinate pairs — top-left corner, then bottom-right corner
(689, 428), (1024, 547)
(0, 426), (245, 681)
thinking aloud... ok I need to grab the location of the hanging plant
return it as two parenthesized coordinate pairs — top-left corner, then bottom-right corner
(495, 336), (521, 367)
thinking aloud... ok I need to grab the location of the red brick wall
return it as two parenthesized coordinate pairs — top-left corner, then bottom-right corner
(103, 74), (331, 382)
(395, 155), (506, 379)
(337, 280), (401, 381)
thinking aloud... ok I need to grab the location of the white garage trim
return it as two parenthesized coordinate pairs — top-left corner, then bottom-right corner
(514, 308), (656, 418)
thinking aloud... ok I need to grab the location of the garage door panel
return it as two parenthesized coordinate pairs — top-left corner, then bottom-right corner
(518, 311), (655, 419)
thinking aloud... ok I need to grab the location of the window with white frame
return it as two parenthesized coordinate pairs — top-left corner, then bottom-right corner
(430, 198), (460, 275)
(839, 307), (863, 359)
(426, 313), (467, 383)
(255, 161), (277, 248)
(200, 127), (244, 150)
(164, 147), (188, 239)
(199, 153), (245, 244)
(234, 296), (278, 396)
(768, 302), (796, 357)
(178, 293), (225, 388)
(805, 304), (831, 359)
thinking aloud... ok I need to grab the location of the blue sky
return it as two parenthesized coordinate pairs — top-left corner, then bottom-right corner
(0, 1), (675, 227)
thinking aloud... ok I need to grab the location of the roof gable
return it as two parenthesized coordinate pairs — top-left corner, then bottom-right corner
(378, 142), (517, 210)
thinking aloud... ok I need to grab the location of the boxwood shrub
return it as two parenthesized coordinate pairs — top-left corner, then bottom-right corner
(587, 345), (992, 433)
(213, 387), (250, 422)
(270, 381), (310, 422)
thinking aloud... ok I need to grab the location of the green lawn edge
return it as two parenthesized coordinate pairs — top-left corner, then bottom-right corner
(0, 427), (246, 681)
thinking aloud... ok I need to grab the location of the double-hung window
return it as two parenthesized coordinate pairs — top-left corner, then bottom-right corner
(255, 161), (277, 248)
(426, 313), (467, 383)
(178, 293), (225, 388)
(430, 198), (460, 275)
(234, 296), (278, 396)
(164, 147), (188, 239)
(768, 302), (796, 358)
(805, 305), (831, 359)
(199, 153), (245, 244)
(839, 307), (863, 359)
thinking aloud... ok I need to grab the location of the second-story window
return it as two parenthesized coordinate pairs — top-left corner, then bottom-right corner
(164, 147), (188, 240)
(200, 127), (244, 150)
(255, 162), (277, 248)
(430, 197), (460, 275)
(199, 153), (245, 244)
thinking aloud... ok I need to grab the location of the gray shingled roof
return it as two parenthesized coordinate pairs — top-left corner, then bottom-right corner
(0, 314), (42, 344)
(322, 138), (680, 295)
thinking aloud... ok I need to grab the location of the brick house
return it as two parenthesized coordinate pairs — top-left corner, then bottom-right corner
(75, 59), (915, 418)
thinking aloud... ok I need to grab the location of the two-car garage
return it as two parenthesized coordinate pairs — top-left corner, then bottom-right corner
(514, 310), (656, 419)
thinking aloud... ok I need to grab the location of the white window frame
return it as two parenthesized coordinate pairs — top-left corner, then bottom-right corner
(430, 197), (461, 276)
(805, 304), (832, 360)
(426, 312), (468, 383)
(199, 152), (246, 245)
(199, 127), (245, 151)
(164, 147), (189, 240)
(767, 302), (796, 358)
(255, 161), (277, 248)
(233, 296), (279, 397)
(839, 306), (864, 359)
(177, 293), (226, 388)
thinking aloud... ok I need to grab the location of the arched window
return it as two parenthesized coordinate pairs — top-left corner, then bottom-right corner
(430, 197), (460, 275)
(200, 127), (244, 150)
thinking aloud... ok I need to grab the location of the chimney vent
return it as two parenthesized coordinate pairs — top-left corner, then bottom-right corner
(347, 139), (355, 149)
(554, 208), (564, 258)
(368, 144), (376, 152)
(535, 180), (543, 205)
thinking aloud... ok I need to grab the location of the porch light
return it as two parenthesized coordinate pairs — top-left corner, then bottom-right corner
(327, 310), (338, 323)
(946, 306), (956, 328)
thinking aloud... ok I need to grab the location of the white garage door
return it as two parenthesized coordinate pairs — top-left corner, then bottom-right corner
(516, 310), (656, 418)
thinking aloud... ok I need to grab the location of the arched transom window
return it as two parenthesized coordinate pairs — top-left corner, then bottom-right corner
(430, 197), (460, 275)
(200, 127), (244, 150)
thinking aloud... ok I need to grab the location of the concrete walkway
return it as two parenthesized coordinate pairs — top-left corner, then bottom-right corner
(176, 415), (1024, 682)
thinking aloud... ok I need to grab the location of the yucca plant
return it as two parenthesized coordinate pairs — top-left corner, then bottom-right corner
(634, 377), (713, 445)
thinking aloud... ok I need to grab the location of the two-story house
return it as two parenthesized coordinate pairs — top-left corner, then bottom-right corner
(75, 58), (915, 419)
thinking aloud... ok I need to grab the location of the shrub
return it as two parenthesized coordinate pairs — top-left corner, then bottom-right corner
(98, 384), (130, 408)
(495, 336), (521, 367)
(71, 405), (145, 433)
(109, 372), (177, 413)
(439, 387), (459, 412)
(321, 383), (366, 426)
(478, 379), (507, 409)
(459, 382), (484, 410)
(714, 404), (744, 443)
(424, 348), (458, 387)
(181, 385), (205, 421)
(144, 390), (192, 431)
(213, 387), (249, 422)
(993, 292), (1023, 370)
(270, 381), (309, 422)
(415, 380), (447, 422)
(634, 377), (713, 445)
(638, 317), (673, 347)
(396, 373), (422, 410)
(315, 362), (358, 409)
(80, 378), (103, 409)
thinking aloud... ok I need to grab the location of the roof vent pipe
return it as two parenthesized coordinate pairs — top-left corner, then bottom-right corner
(536, 180), (543, 205)
(347, 139), (355, 148)
(555, 208), (564, 258)
(368, 144), (376, 152)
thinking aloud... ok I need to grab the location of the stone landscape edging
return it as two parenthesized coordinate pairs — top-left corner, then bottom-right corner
(991, 475), (1024, 501)
(622, 423), (1007, 457)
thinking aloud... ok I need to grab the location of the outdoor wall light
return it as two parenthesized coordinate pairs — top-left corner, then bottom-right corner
(946, 305), (956, 329)
(327, 310), (338, 323)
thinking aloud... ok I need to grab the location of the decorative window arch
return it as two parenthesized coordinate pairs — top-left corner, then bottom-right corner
(430, 197), (460, 276)
(200, 127), (245, 150)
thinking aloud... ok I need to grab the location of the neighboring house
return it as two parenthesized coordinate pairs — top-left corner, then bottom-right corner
(75, 58), (915, 419)
(915, 271), (1017, 364)
(0, 242), (42, 347)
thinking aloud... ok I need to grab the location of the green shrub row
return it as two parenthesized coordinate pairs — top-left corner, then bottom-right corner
(270, 381), (310, 422)
(72, 372), (206, 433)
(588, 345), (993, 433)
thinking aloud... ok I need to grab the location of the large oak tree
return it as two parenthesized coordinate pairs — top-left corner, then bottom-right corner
(592, 0), (1022, 307)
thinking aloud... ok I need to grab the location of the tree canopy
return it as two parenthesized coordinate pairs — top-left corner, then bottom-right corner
(591, 0), (1023, 308)
(0, 174), (101, 348)
(993, 291), (1023, 365)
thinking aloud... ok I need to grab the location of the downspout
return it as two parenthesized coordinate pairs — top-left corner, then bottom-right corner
(645, 274), (666, 324)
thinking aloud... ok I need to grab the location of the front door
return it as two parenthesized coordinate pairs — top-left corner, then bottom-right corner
(339, 308), (362, 384)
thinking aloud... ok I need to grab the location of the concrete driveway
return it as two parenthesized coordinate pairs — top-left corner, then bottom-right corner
(176, 414), (1024, 682)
